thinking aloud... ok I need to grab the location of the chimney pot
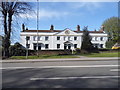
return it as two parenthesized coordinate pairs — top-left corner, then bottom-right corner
(26, 28), (28, 30)
(22, 24), (25, 31)
(50, 25), (54, 31)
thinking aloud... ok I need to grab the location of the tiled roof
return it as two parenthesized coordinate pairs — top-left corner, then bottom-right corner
(22, 30), (104, 33)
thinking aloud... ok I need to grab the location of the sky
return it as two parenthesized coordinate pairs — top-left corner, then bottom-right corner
(20, 2), (118, 31)
(0, 1), (118, 43)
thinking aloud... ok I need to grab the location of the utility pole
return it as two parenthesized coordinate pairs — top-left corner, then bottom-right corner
(37, 0), (39, 56)
(26, 36), (29, 59)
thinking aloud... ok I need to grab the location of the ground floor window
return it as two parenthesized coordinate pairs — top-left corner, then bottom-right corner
(100, 44), (103, 48)
(26, 44), (30, 48)
(33, 43), (42, 50)
(57, 44), (60, 49)
(45, 44), (49, 49)
(93, 44), (99, 48)
(38, 44), (41, 50)
(33, 43), (37, 50)
(74, 44), (77, 48)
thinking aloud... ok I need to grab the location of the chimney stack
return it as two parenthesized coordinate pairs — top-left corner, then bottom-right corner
(77, 25), (80, 31)
(50, 25), (54, 31)
(22, 24), (25, 31)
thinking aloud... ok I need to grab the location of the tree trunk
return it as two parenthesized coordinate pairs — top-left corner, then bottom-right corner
(3, 12), (9, 58)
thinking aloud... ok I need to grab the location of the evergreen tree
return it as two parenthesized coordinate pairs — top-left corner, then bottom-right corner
(81, 26), (94, 52)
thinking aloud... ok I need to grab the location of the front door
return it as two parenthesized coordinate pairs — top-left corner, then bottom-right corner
(68, 44), (71, 49)
(64, 44), (71, 49)
(38, 43), (42, 50)
(64, 44), (67, 49)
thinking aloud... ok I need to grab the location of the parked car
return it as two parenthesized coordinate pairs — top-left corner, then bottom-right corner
(112, 43), (120, 49)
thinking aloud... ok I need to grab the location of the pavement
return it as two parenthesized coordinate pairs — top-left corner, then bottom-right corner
(0, 57), (119, 63)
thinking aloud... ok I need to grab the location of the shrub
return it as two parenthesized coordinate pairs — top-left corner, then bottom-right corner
(9, 42), (26, 56)
(106, 40), (115, 48)
(75, 48), (81, 54)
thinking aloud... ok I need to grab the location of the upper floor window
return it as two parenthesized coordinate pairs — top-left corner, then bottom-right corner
(57, 36), (60, 40)
(33, 36), (42, 41)
(64, 36), (67, 41)
(94, 37), (98, 41)
(38, 36), (42, 41)
(26, 36), (30, 40)
(45, 36), (49, 41)
(74, 36), (77, 40)
(33, 36), (37, 41)
(100, 37), (103, 41)
(68, 36), (71, 41)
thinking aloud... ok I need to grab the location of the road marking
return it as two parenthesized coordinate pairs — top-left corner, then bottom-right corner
(30, 76), (120, 80)
(1, 65), (119, 69)
(110, 69), (120, 72)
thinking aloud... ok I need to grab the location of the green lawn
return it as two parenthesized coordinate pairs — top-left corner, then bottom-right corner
(9, 55), (78, 59)
(9, 52), (120, 59)
(79, 52), (119, 57)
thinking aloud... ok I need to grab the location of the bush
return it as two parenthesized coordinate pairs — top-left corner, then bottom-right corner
(106, 40), (115, 48)
(75, 48), (81, 54)
(9, 42), (26, 56)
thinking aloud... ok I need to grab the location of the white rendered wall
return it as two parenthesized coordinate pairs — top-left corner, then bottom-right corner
(20, 29), (108, 50)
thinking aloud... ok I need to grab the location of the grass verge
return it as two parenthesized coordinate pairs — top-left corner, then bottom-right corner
(79, 52), (119, 57)
(9, 55), (78, 59)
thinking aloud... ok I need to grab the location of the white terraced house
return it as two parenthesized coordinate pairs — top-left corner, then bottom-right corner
(20, 24), (108, 50)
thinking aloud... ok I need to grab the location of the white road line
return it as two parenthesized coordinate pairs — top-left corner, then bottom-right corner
(1, 65), (119, 69)
(110, 69), (120, 71)
(30, 76), (120, 80)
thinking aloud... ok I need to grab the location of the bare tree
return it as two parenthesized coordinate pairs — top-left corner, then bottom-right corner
(0, 1), (31, 58)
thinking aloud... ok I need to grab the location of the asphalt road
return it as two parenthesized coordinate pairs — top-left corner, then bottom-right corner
(1, 59), (119, 88)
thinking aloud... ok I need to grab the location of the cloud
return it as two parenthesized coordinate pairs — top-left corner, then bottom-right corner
(16, 0), (119, 2)
(67, 2), (102, 14)
(19, 9), (69, 20)
(68, 2), (101, 9)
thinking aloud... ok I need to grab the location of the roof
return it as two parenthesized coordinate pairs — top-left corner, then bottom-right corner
(22, 30), (104, 33)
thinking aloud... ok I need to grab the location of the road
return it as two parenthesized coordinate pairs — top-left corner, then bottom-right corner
(1, 59), (119, 88)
